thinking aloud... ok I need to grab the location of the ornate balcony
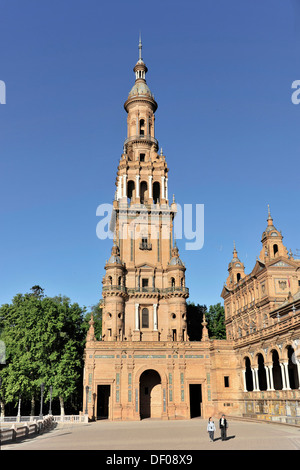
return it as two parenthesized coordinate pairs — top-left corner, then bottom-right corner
(124, 134), (158, 149)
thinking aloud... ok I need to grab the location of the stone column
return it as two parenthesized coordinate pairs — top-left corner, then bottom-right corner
(161, 176), (165, 199)
(251, 368), (259, 391)
(266, 365), (275, 391)
(165, 177), (168, 201)
(135, 303), (139, 330)
(148, 175), (153, 199)
(135, 175), (140, 198)
(242, 369), (247, 392)
(251, 368), (257, 391)
(269, 364), (275, 390)
(153, 304), (158, 330)
(283, 362), (291, 390)
(280, 363), (287, 390)
(123, 174), (127, 198)
(265, 365), (271, 391)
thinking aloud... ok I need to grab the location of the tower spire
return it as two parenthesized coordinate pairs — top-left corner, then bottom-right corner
(267, 204), (273, 226)
(139, 32), (142, 61)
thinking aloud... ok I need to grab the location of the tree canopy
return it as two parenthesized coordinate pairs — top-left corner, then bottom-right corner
(0, 287), (90, 415)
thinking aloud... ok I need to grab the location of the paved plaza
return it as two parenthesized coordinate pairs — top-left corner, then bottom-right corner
(2, 417), (300, 451)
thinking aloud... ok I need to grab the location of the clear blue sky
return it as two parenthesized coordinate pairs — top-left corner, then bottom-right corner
(0, 0), (299, 310)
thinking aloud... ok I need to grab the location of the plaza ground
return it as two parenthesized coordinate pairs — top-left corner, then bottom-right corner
(2, 417), (300, 451)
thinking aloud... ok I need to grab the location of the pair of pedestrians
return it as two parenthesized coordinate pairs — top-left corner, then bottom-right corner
(207, 415), (228, 442)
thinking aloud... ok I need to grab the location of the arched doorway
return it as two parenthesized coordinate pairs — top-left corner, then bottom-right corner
(272, 350), (282, 390)
(287, 346), (299, 389)
(139, 369), (162, 419)
(257, 354), (267, 391)
(245, 357), (253, 391)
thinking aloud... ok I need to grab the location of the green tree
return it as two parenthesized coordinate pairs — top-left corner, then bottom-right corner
(206, 303), (226, 339)
(0, 288), (86, 416)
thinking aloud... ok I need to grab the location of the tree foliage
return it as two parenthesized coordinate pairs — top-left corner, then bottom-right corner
(0, 288), (87, 414)
(186, 301), (226, 340)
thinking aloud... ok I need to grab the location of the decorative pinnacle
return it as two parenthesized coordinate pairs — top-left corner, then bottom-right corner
(139, 32), (142, 61)
(267, 204), (273, 226)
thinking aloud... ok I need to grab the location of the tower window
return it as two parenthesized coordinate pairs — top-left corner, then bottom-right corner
(127, 180), (135, 201)
(153, 181), (160, 204)
(140, 153), (145, 162)
(142, 308), (149, 328)
(273, 244), (278, 256)
(224, 376), (230, 388)
(237, 273), (241, 282)
(139, 119), (145, 135)
(140, 181), (147, 204)
(142, 278), (148, 289)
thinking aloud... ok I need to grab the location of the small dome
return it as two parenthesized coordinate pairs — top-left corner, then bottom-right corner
(107, 242), (122, 265)
(128, 81), (153, 98)
(108, 254), (122, 264)
(169, 256), (184, 266)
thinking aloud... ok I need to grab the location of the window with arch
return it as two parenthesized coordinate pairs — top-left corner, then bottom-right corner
(127, 180), (135, 201)
(171, 277), (175, 288)
(153, 181), (160, 204)
(244, 357), (253, 391)
(140, 181), (147, 204)
(107, 276), (112, 286)
(237, 273), (241, 282)
(273, 244), (278, 256)
(142, 308), (149, 328)
(139, 119), (145, 135)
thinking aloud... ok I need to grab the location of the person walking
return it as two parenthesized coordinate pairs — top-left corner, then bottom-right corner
(219, 414), (228, 441)
(207, 417), (216, 442)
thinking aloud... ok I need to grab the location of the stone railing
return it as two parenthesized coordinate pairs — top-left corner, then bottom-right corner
(0, 415), (54, 445)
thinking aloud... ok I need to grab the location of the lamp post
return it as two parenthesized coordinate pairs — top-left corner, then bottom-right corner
(49, 386), (53, 416)
(39, 382), (45, 419)
(85, 385), (89, 415)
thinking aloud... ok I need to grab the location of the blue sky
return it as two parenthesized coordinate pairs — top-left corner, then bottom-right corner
(0, 0), (299, 310)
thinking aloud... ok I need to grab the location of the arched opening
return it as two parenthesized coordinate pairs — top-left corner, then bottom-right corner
(273, 244), (278, 256)
(153, 181), (160, 204)
(127, 180), (135, 202)
(107, 276), (112, 286)
(257, 354), (267, 391)
(245, 357), (253, 391)
(139, 369), (162, 419)
(287, 346), (299, 389)
(171, 277), (175, 288)
(139, 119), (145, 135)
(141, 308), (149, 328)
(237, 273), (241, 282)
(272, 350), (283, 390)
(118, 276), (122, 286)
(140, 181), (147, 204)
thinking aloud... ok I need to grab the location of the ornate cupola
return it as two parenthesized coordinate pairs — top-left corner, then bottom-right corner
(226, 241), (245, 286)
(259, 205), (289, 262)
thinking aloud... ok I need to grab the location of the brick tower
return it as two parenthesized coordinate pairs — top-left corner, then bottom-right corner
(101, 36), (189, 345)
(83, 39), (239, 422)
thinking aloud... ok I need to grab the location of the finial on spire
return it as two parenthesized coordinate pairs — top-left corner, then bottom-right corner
(138, 32), (142, 61)
(267, 204), (273, 226)
(233, 240), (238, 257)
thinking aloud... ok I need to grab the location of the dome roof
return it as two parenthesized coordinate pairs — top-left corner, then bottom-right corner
(169, 256), (184, 266)
(108, 254), (122, 264)
(169, 244), (184, 266)
(128, 81), (153, 98)
(107, 242), (122, 265)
